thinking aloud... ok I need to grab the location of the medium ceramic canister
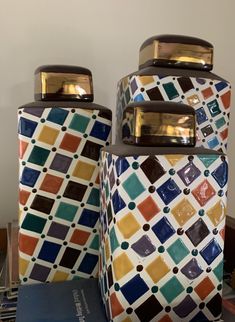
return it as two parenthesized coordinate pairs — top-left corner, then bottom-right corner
(116, 34), (231, 152)
(99, 101), (228, 322)
(18, 65), (112, 284)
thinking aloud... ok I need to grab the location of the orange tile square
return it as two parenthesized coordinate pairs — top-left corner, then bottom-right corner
(19, 189), (30, 205)
(137, 196), (160, 221)
(40, 174), (63, 194)
(220, 128), (228, 140)
(202, 87), (213, 99)
(110, 293), (124, 318)
(221, 90), (231, 109)
(159, 315), (173, 322)
(194, 277), (215, 300)
(70, 229), (90, 246)
(19, 233), (39, 256)
(59, 133), (81, 152)
(19, 140), (28, 159)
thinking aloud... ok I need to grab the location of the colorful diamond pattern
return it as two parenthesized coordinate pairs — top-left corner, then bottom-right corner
(99, 151), (227, 321)
(116, 75), (231, 152)
(18, 106), (111, 283)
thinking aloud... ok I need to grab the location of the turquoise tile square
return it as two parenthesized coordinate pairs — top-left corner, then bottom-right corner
(167, 239), (190, 264)
(213, 261), (223, 282)
(69, 114), (90, 133)
(110, 227), (119, 253)
(28, 146), (50, 166)
(160, 276), (184, 303)
(215, 117), (226, 129)
(87, 188), (100, 207)
(163, 82), (179, 100)
(123, 173), (145, 200)
(55, 202), (78, 222)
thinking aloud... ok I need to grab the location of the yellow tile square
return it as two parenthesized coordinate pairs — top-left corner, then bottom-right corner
(172, 198), (196, 226)
(207, 201), (226, 226)
(117, 213), (141, 239)
(52, 270), (69, 282)
(187, 94), (200, 106)
(38, 125), (59, 145)
(146, 256), (170, 283)
(165, 155), (184, 166)
(72, 160), (96, 181)
(19, 257), (29, 276)
(105, 239), (110, 261)
(122, 318), (132, 322)
(113, 253), (134, 281)
(139, 76), (154, 86)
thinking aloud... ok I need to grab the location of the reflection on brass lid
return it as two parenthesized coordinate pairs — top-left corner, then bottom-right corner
(34, 65), (93, 101)
(122, 101), (196, 147)
(139, 35), (213, 71)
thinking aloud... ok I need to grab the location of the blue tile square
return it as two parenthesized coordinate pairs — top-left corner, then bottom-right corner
(131, 79), (138, 94)
(208, 136), (219, 149)
(90, 121), (111, 141)
(212, 161), (228, 188)
(152, 216), (175, 243)
(107, 153), (112, 167)
(78, 208), (99, 228)
(115, 157), (129, 176)
(200, 238), (222, 265)
(78, 253), (98, 274)
(215, 82), (228, 92)
(112, 190), (126, 213)
(156, 179), (181, 205)
(195, 107), (208, 125)
(189, 311), (210, 322)
(18, 117), (38, 138)
(47, 108), (69, 125)
(134, 93), (144, 102)
(121, 274), (149, 304)
(38, 241), (61, 263)
(20, 167), (40, 187)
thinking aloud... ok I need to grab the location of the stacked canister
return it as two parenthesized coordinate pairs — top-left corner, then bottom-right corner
(99, 35), (230, 321)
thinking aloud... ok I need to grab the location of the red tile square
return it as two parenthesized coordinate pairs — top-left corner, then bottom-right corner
(195, 277), (215, 300)
(19, 140), (28, 159)
(220, 128), (228, 140)
(110, 292), (124, 318)
(202, 87), (213, 100)
(40, 174), (63, 194)
(19, 233), (39, 256)
(192, 180), (216, 206)
(19, 189), (30, 205)
(59, 133), (81, 153)
(221, 90), (231, 109)
(70, 229), (90, 246)
(137, 196), (160, 221)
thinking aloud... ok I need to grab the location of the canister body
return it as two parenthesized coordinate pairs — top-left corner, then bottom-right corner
(99, 146), (227, 322)
(18, 102), (111, 283)
(116, 68), (231, 152)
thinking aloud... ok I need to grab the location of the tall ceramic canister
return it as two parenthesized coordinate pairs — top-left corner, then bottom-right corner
(18, 65), (112, 284)
(116, 35), (231, 152)
(99, 101), (228, 322)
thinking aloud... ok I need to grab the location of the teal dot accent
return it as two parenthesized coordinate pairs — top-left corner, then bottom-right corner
(192, 249), (198, 256)
(163, 207), (170, 213)
(132, 162), (139, 169)
(187, 287), (193, 293)
(114, 283), (120, 291)
(158, 246), (165, 253)
(198, 209), (205, 216)
(151, 286), (158, 293)
(128, 202), (136, 210)
(121, 242), (129, 250)
(204, 170), (210, 177)
(169, 169), (175, 175)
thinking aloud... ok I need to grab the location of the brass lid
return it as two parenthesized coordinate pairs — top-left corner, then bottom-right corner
(122, 101), (196, 147)
(34, 65), (94, 101)
(139, 35), (213, 71)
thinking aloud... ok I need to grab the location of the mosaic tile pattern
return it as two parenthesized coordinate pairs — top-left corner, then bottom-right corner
(116, 75), (231, 152)
(99, 150), (227, 321)
(18, 106), (111, 283)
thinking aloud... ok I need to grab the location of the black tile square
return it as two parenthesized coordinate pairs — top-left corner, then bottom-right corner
(140, 157), (166, 184)
(206, 293), (222, 317)
(109, 169), (115, 189)
(81, 140), (103, 161)
(107, 203), (113, 224)
(146, 87), (164, 100)
(31, 195), (55, 214)
(107, 265), (113, 288)
(63, 181), (87, 201)
(201, 124), (214, 137)
(134, 295), (163, 322)
(59, 247), (81, 269)
(185, 219), (210, 246)
(177, 77), (194, 93)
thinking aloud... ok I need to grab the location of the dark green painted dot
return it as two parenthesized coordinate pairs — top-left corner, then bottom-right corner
(213, 228), (218, 235)
(116, 179), (120, 186)
(71, 109), (75, 113)
(66, 175), (70, 179)
(48, 215), (53, 220)
(199, 303), (205, 310)
(188, 156), (194, 161)
(71, 270), (76, 274)
(158, 246), (165, 253)
(56, 195), (61, 199)
(218, 190), (224, 197)
(31, 139), (36, 144)
(81, 203), (85, 207)
(177, 228), (184, 235)
(41, 234), (45, 238)
(114, 283), (120, 291)
(132, 162), (139, 169)
(74, 154), (78, 159)
(148, 186), (155, 193)
(206, 267), (211, 273)
(32, 188), (37, 193)
(187, 287), (193, 293)
(198, 209), (204, 216)
(217, 284), (222, 291)
(126, 308), (133, 314)
(32, 257), (36, 262)
(41, 119), (45, 123)
(121, 242), (129, 250)
(92, 114), (97, 119)
(89, 182), (93, 187)
(23, 277), (28, 282)
(204, 170), (210, 177)
(151, 286), (158, 293)
(128, 202), (136, 210)
(163, 207), (170, 213)
(143, 224), (150, 231)
(136, 265), (143, 272)
(184, 188), (190, 195)
(173, 267), (178, 274)
(221, 156), (226, 162)
(42, 168), (47, 172)
(192, 249), (198, 256)
(165, 306), (171, 313)
(93, 229), (97, 233)
(71, 223), (76, 228)
(52, 147), (57, 152)
(19, 111), (22, 114)
(53, 264), (58, 269)
(83, 247), (87, 251)
(22, 161), (26, 166)
(23, 207), (28, 211)
(61, 126), (67, 131)
(169, 169), (175, 175)
(106, 142), (110, 146)
(63, 241), (68, 246)
(83, 134), (88, 138)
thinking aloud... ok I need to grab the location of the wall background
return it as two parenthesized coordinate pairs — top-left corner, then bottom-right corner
(0, 0), (234, 226)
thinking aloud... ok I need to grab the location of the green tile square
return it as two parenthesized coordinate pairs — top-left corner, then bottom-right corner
(160, 276), (184, 303)
(28, 146), (50, 166)
(55, 202), (78, 222)
(69, 114), (90, 133)
(90, 235), (99, 250)
(167, 239), (190, 264)
(123, 173), (145, 200)
(105, 183), (109, 199)
(198, 155), (219, 168)
(110, 227), (119, 252)
(163, 82), (179, 100)
(213, 261), (223, 282)
(207, 99), (221, 117)
(87, 188), (100, 207)
(215, 117), (226, 129)
(21, 213), (46, 233)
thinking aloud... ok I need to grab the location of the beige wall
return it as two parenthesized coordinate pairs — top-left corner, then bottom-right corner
(0, 0), (234, 226)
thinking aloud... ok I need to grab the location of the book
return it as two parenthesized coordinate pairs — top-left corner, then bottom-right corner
(16, 278), (107, 322)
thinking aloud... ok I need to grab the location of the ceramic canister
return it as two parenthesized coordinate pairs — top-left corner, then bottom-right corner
(18, 65), (112, 283)
(116, 35), (231, 152)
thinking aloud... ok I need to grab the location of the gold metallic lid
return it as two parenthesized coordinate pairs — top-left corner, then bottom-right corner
(139, 35), (213, 71)
(34, 65), (94, 101)
(122, 101), (196, 147)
